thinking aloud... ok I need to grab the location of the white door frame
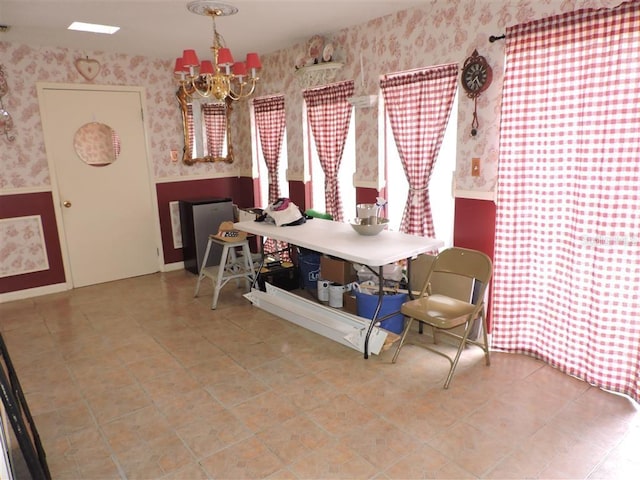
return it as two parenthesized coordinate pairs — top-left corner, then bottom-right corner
(36, 82), (164, 289)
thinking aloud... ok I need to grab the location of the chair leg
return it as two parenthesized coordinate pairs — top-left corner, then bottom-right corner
(443, 319), (474, 389)
(392, 317), (413, 363)
(480, 310), (491, 366)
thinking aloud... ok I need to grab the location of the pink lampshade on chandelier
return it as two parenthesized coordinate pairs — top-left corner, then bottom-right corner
(174, 1), (261, 101)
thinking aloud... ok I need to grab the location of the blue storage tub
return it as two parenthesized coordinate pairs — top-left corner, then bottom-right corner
(354, 290), (407, 334)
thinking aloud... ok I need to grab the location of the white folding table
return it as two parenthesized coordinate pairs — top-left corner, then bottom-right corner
(234, 218), (443, 357)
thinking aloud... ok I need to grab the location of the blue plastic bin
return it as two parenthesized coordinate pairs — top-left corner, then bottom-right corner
(354, 290), (407, 334)
(298, 248), (321, 290)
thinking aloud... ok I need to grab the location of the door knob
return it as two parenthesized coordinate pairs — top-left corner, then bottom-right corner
(63, 201), (72, 208)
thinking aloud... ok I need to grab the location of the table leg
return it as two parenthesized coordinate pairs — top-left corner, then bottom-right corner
(363, 265), (385, 359)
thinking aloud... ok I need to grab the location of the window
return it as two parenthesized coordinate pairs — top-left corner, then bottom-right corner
(253, 125), (289, 208)
(302, 81), (355, 222)
(384, 92), (457, 246)
(379, 64), (459, 238)
(250, 96), (289, 208)
(308, 109), (356, 218)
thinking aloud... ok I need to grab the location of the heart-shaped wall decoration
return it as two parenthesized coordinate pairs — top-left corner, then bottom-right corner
(75, 57), (101, 81)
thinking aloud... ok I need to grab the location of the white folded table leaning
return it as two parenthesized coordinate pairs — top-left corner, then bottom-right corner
(234, 218), (443, 358)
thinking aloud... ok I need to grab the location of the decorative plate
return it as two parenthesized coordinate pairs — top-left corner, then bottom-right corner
(307, 35), (324, 61)
(322, 43), (334, 62)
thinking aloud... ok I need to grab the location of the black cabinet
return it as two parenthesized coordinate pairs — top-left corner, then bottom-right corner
(179, 198), (233, 274)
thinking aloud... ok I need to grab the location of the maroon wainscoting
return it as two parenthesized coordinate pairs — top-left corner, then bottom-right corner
(356, 187), (379, 205)
(287, 180), (311, 212)
(453, 197), (497, 328)
(0, 192), (66, 294)
(453, 197), (496, 258)
(155, 177), (253, 264)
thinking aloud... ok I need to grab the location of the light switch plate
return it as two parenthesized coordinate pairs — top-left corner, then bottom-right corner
(471, 157), (480, 177)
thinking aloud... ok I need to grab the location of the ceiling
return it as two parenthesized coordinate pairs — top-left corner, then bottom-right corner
(0, 0), (424, 62)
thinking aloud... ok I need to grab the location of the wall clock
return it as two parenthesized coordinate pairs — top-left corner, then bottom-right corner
(461, 49), (492, 136)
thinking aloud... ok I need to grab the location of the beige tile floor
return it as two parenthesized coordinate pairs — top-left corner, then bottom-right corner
(0, 270), (638, 479)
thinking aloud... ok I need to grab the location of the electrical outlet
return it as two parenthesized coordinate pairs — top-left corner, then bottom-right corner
(170, 150), (178, 162)
(471, 157), (480, 177)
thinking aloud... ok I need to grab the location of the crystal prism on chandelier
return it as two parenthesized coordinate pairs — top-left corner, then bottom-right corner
(173, 1), (261, 101)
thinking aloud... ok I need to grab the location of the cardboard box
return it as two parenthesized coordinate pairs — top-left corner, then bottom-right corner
(342, 292), (357, 314)
(320, 255), (357, 285)
(237, 207), (263, 223)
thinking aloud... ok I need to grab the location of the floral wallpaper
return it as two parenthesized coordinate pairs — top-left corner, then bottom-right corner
(0, 0), (624, 286)
(169, 201), (183, 249)
(0, 42), (237, 191)
(0, 0), (622, 195)
(234, 0), (622, 193)
(0, 216), (48, 277)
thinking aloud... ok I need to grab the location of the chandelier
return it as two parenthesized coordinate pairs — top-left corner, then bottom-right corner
(173, 1), (261, 101)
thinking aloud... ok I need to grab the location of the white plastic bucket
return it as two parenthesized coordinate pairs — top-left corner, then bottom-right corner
(317, 279), (331, 302)
(329, 283), (347, 308)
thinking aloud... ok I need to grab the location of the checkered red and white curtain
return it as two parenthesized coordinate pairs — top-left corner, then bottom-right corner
(491, 1), (640, 403)
(253, 95), (286, 204)
(380, 64), (457, 236)
(303, 81), (354, 222)
(186, 103), (195, 154)
(253, 95), (289, 260)
(202, 102), (226, 157)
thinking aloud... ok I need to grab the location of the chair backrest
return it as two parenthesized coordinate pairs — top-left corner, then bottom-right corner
(409, 254), (436, 293)
(411, 254), (471, 300)
(421, 247), (493, 305)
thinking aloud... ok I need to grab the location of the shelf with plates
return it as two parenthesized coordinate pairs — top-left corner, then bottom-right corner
(294, 61), (344, 89)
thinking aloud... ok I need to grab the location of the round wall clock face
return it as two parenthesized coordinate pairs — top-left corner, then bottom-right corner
(461, 50), (492, 97)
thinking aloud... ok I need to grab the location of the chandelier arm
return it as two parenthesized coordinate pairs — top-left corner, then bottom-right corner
(192, 77), (214, 98)
(227, 79), (257, 101)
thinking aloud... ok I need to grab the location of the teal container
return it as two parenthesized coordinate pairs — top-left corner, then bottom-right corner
(354, 290), (407, 334)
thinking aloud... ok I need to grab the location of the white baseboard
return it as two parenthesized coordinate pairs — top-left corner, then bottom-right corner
(0, 282), (69, 304)
(162, 262), (185, 272)
(0, 263), (185, 303)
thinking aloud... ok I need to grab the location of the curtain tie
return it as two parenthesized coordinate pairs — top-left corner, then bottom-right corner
(409, 186), (427, 205)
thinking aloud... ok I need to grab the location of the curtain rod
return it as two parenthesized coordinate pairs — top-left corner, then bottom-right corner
(489, 34), (506, 42)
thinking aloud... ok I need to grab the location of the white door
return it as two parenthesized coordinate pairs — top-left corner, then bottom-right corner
(38, 85), (159, 287)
